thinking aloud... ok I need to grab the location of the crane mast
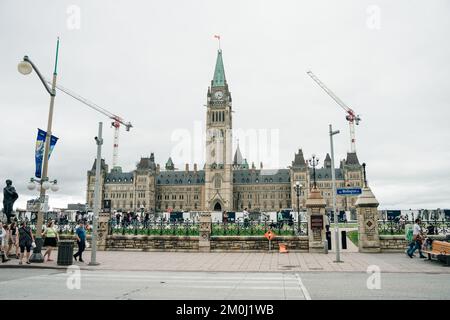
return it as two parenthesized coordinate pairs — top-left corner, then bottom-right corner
(45, 78), (132, 168)
(306, 71), (361, 153)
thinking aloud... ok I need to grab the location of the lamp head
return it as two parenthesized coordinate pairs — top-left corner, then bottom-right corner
(51, 183), (59, 192)
(18, 57), (32, 75)
(42, 181), (51, 190)
(27, 179), (36, 191)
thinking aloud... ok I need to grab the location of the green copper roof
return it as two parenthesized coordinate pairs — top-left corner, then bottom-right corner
(212, 50), (226, 87)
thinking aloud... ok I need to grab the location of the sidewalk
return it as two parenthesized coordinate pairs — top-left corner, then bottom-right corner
(1, 250), (448, 274)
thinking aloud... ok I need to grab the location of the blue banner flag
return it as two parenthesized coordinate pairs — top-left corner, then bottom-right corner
(35, 129), (59, 178)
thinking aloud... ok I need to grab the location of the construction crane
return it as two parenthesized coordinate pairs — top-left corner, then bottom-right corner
(44, 78), (132, 168)
(307, 71), (361, 153)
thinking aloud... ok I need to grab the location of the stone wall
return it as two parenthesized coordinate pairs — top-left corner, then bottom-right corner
(211, 236), (309, 252)
(379, 235), (408, 252)
(59, 234), (309, 252)
(379, 235), (447, 252)
(105, 235), (199, 251)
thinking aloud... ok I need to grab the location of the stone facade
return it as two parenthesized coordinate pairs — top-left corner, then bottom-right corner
(87, 49), (365, 214)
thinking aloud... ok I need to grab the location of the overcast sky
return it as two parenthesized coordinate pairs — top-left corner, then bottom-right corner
(1, 0), (449, 211)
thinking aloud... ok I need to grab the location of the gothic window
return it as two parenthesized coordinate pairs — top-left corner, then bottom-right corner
(166, 180), (169, 184)
(255, 178), (259, 183)
(215, 174), (221, 189)
(246, 178), (249, 183)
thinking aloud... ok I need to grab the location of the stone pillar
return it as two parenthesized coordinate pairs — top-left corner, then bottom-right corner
(355, 187), (381, 253)
(199, 212), (211, 252)
(305, 187), (327, 253)
(96, 212), (110, 251)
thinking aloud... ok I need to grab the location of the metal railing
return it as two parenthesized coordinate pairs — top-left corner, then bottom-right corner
(211, 219), (308, 236)
(108, 219), (199, 236)
(378, 218), (450, 236)
(24, 221), (91, 235)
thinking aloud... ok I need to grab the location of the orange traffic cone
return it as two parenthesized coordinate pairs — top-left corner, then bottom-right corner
(279, 243), (288, 253)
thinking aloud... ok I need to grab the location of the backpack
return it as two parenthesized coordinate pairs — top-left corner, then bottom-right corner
(405, 224), (413, 242)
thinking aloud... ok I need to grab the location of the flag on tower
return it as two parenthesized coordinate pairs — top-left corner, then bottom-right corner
(214, 35), (220, 40)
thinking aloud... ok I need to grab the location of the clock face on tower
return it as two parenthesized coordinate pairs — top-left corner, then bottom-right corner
(214, 91), (224, 100)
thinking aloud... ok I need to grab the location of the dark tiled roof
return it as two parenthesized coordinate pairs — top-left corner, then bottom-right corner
(136, 157), (156, 170)
(90, 158), (108, 172)
(233, 169), (290, 184)
(157, 170), (205, 185)
(312, 168), (344, 180)
(345, 152), (360, 166)
(105, 172), (134, 184)
(292, 149), (306, 168)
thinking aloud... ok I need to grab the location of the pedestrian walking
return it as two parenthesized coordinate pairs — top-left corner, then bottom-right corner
(42, 220), (59, 262)
(406, 218), (426, 258)
(18, 221), (34, 265)
(277, 211), (284, 229)
(222, 211), (228, 224)
(243, 208), (249, 228)
(0, 222), (10, 263)
(6, 221), (19, 259)
(73, 221), (86, 263)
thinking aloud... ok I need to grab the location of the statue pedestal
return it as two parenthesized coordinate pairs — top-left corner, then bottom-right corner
(306, 187), (327, 253)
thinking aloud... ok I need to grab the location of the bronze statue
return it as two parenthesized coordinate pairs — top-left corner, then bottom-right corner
(3, 180), (18, 223)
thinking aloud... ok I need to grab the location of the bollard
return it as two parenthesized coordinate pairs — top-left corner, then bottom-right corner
(326, 230), (332, 250)
(323, 240), (328, 254)
(341, 230), (347, 249)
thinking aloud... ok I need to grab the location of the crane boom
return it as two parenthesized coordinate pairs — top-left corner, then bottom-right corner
(45, 78), (132, 130)
(307, 71), (354, 114)
(306, 70), (361, 153)
(45, 78), (132, 167)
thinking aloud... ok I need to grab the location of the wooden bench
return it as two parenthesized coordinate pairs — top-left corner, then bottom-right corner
(422, 240), (450, 266)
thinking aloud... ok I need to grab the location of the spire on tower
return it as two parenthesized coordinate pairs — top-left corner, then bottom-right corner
(212, 49), (226, 87)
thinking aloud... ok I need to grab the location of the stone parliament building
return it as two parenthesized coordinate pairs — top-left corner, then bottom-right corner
(86, 49), (364, 215)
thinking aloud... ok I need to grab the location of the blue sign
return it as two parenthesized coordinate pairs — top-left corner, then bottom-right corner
(35, 128), (58, 178)
(337, 188), (362, 195)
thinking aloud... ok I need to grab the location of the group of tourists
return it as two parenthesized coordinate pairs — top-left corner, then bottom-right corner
(0, 219), (88, 265)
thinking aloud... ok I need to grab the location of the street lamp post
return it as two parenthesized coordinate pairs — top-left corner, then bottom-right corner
(308, 154), (319, 189)
(89, 122), (103, 266)
(294, 181), (302, 234)
(19, 38), (60, 263)
(329, 124), (341, 263)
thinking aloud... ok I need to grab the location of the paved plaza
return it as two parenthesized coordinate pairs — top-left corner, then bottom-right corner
(1, 250), (448, 274)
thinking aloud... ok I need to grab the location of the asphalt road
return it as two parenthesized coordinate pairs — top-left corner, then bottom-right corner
(0, 268), (449, 300)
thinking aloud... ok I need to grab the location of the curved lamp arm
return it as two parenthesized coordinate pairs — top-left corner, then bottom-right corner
(23, 56), (55, 97)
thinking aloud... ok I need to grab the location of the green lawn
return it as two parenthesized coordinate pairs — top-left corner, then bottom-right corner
(347, 230), (358, 246)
